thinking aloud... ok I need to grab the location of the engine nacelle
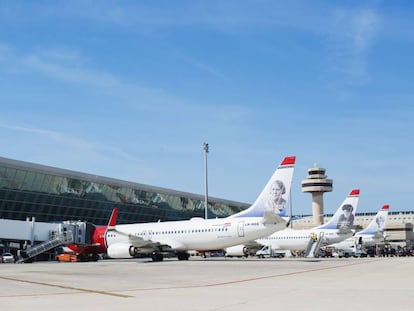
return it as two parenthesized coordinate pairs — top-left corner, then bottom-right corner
(107, 243), (138, 259)
(225, 245), (248, 257)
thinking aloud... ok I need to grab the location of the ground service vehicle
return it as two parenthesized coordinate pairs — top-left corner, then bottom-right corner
(55, 252), (79, 262)
(255, 245), (288, 258)
(1, 252), (15, 263)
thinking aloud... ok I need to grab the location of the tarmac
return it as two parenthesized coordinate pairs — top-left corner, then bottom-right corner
(0, 256), (413, 311)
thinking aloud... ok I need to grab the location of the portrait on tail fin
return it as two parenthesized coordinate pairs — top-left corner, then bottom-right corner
(317, 189), (359, 231)
(358, 204), (389, 236)
(336, 204), (355, 229)
(375, 214), (386, 232)
(230, 156), (295, 219)
(266, 180), (287, 216)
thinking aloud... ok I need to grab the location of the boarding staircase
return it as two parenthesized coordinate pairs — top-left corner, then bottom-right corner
(305, 232), (325, 258)
(17, 231), (74, 263)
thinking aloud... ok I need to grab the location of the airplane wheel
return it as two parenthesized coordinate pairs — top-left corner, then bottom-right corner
(152, 253), (164, 262)
(177, 252), (190, 260)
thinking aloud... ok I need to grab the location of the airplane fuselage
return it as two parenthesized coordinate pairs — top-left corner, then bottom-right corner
(331, 234), (381, 250)
(107, 216), (286, 253)
(257, 228), (354, 251)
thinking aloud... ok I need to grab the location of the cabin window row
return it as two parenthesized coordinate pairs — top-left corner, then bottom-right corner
(135, 227), (230, 236)
(262, 236), (309, 240)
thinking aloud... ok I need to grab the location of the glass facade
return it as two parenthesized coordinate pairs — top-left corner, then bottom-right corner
(0, 157), (249, 225)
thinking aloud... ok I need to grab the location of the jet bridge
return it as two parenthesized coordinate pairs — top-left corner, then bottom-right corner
(0, 218), (95, 262)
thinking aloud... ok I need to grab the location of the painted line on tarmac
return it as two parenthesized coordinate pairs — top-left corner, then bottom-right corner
(0, 276), (132, 298)
(117, 258), (378, 293)
(202, 259), (377, 288)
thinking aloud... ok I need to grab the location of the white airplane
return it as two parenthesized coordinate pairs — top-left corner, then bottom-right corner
(330, 204), (390, 250)
(225, 189), (360, 257)
(105, 155), (296, 261)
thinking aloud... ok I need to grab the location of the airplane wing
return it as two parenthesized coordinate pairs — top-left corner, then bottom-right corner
(128, 233), (161, 249)
(112, 229), (182, 254)
(112, 229), (163, 252)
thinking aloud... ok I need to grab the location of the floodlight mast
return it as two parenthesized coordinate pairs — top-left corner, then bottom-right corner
(203, 142), (209, 219)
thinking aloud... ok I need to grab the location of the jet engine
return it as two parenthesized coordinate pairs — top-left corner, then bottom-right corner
(107, 243), (139, 259)
(225, 245), (249, 257)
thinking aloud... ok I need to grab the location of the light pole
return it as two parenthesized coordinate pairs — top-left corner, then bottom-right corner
(203, 142), (209, 219)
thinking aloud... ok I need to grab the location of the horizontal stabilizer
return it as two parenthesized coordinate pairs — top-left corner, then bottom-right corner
(337, 226), (353, 235)
(261, 211), (286, 225)
(373, 232), (385, 239)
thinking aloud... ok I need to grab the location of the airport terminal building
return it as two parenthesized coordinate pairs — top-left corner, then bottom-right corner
(0, 157), (249, 226)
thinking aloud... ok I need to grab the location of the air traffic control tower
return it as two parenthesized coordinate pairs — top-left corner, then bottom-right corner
(301, 166), (333, 226)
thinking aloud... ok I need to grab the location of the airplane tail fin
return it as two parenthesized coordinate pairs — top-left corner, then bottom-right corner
(107, 207), (118, 228)
(358, 204), (390, 236)
(316, 189), (360, 231)
(229, 156), (296, 218)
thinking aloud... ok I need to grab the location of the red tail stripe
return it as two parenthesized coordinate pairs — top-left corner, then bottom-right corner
(349, 189), (360, 196)
(281, 156), (296, 166)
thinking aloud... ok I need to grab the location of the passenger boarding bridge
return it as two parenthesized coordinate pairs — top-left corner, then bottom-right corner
(0, 218), (94, 262)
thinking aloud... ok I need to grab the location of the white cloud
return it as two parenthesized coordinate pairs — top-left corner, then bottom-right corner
(326, 7), (380, 86)
(0, 122), (145, 167)
(0, 123), (93, 149)
(0, 45), (183, 114)
(352, 10), (380, 52)
(21, 53), (119, 88)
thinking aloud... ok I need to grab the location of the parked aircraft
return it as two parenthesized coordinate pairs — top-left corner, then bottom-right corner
(105, 155), (296, 261)
(329, 204), (390, 250)
(225, 189), (360, 257)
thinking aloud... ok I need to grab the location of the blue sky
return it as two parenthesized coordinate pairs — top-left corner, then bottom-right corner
(1, 1), (414, 215)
